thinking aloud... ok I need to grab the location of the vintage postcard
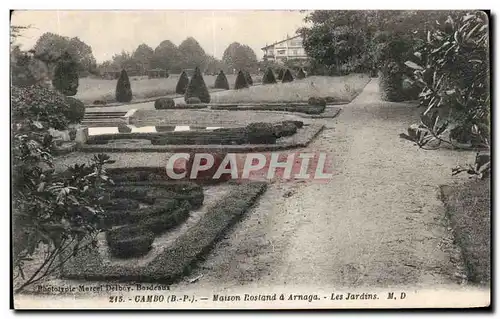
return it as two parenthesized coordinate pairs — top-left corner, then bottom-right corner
(10, 9), (491, 310)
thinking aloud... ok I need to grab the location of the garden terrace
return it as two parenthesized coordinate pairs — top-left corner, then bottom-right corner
(61, 182), (267, 283)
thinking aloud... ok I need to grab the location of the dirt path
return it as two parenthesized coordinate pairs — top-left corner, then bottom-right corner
(171, 78), (475, 292)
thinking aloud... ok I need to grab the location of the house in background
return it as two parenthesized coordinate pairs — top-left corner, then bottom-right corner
(261, 34), (308, 64)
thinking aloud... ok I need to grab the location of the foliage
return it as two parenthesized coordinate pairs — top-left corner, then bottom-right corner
(10, 47), (51, 88)
(400, 11), (490, 179)
(12, 85), (71, 130)
(154, 98), (176, 109)
(262, 67), (277, 84)
(214, 70), (230, 90)
(297, 68), (306, 79)
(115, 70), (132, 102)
(277, 68), (284, 80)
(282, 69), (294, 83)
(244, 71), (253, 85)
(176, 71), (190, 94)
(64, 97), (85, 124)
(222, 42), (258, 72)
(184, 67), (210, 103)
(132, 43), (155, 75)
(151, 40), (181, 73)
(52, 51), (79, 96)
(178, 37), (207, 70)
(234, 70), (249, 90)
(12, 84), (113, 293)
(33, 32), (97, 77)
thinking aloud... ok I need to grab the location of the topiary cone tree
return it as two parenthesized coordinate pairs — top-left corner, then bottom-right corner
(262, 67), (277, 84)
(184, 67), (210, 103)
(244, 71), (253, 86)
(52, 51), (79, 96)
(296, 68), (306, 79)
(176, 71), (189, 94)
(281, 69), (294, 83)
(234, 70), (249, 90)
(214, 70), (229, 90)
(277, 68), (284, 81)
(115, 69), (133, 102)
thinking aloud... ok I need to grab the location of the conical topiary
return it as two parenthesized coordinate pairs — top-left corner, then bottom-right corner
(296, 68), (306, 79)
(281, 69), (294, 83)
(184, 67), (210, 103)
(244, 71), (253, 86)
(214, 70), (229, 90)
(278, 68), (284, 81)
(176, 71), (189, 94)
(262, 67), (277, 84)
(115, 69), (132, 102)
(234, 70), (249, 90)
(52, 51), (79, 96)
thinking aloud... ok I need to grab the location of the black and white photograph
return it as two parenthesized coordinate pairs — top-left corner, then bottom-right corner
(10, 9), (491, 309)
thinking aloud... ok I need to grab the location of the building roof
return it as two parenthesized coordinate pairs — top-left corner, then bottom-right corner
(261, 34), (302, 50)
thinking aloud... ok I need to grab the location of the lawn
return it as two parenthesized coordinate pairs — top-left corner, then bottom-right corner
(75, 74), (262, 104)
(440, 179), (491, 286)
(209, 74), (370, 104)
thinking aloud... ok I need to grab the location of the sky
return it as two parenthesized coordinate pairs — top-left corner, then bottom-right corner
(11, 10), (310, 63)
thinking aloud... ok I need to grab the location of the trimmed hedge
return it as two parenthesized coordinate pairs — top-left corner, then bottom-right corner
(277, 68), (284, 80)
(184, 67), (210, 103)
(115, 70), (133, 103)
(52, 51), (79, 96)
(308, 97), (327, 107)
(154, 98), (175, 109)
(244, 71), (253, 86)
(64, 97), (85, 124)
(117, 123), (132, 133)
(175, 71), (189, 95)
(273, 121), (298, 138)
(186, 97), (202, 104)
(214, 70), (229, 90)
(282, 69), (294, 83)
(108, 234), (155, 258)
(61, 183), (267, 283)
(262, 67), (277, 84)
(138, 201), (191, 235)
(210, 103), (326, 115)
(297, 68), (306, 79)
(234, 70), (249, 90)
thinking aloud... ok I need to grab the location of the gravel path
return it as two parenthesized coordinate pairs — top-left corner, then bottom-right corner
(170, 78), (475, 292)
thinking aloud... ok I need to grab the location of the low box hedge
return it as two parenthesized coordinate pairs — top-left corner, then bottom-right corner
(61, 182), (267, 283)
(138, 201), (191, 235)
(108, 233), (155, 258)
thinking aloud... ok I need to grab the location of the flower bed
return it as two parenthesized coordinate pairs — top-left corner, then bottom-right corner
(61, 182), (267, 283)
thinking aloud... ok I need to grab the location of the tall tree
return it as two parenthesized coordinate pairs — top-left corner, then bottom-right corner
(222, 42), (258, 72)
(33, 32), (97, 77)
(132, 44), (155, 75)
(52, 51), (79, 96)
(151, 40), (180, 72)
(178, 37), (207, 69)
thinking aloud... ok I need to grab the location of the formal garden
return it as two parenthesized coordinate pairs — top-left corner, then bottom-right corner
(11, 10), (490, 295)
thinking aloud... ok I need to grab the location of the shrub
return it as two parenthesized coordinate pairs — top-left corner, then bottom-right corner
(234, 70), (249, 90)
(11, 85), (71, 130)
(117, 123), (132, 133)
(283, 120), (304, 129)
(138, 201), (191, 235)
(281, 69), (294, 83)
(308, 97), (326, 107)
(176, 71), (189, 95)
(115, 70), (132, 102)
(277, 68), (284, 80)
(101, 198), (140, 211)
(379, 61), (406, 102)
(184, 67), (210, 104)
(262, 67), (277, 84)
(186, 97), (202, 104)
(64, 97), (85, 124)
(214, 70), (229, 90)
(244, 71), (253, 85)
(107, 226), (155, 258)
(273, 122), (298, 138)
(245, 122), (276, 144)
(297, 68), (306, 79)
(52, 51), (79, 96)
(154, 97), (176, 109)
(93, 100), (107, 105)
